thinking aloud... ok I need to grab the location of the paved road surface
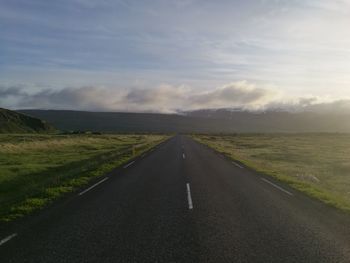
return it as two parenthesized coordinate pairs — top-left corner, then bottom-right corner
(1, 135), (350, 262)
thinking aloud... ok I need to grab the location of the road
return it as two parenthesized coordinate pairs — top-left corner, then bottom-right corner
(1, 135), (350, 262)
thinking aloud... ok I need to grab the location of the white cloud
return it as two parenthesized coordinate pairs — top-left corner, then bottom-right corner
(190, 81), (278, 110)
(0, 81), (276, 112)
(1, 81), (349, 114)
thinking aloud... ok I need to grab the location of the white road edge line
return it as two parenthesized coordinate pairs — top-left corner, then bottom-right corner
(0, 233), (17, 246)
(261, 178), (293, 196)
(232, 161), (243, 169)
(123, 161), (135, 169)
(78, 177), (109, 196)
(183, 153), (186, 159)
(186, 183), (193, 210)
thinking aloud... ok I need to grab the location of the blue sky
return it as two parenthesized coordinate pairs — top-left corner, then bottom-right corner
(1, 0), (350, 112)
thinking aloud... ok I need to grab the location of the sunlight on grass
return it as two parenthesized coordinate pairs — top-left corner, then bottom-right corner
(193, 134), (350, 213)
(0, 134), (168, 222)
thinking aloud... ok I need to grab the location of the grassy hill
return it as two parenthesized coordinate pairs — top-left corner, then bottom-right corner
(0, 108), (56, 133)
(18, 109), (350, 133)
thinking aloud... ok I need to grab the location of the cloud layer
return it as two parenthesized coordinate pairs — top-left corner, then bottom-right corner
(1, 0), (350, 98)
(1, 81), (350, 114)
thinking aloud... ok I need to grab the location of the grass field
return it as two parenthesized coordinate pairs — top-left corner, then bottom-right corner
(193, 134), (350, 213)
(0, 134), (168, 222)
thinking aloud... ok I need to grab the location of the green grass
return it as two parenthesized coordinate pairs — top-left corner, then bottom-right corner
(192, 133), (350, 213)
(0, 134), (169, 222)
(0, 108), (56, 133)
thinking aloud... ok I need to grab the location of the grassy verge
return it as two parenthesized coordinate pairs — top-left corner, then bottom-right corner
(192, 134), (350, 213)
(0, 134), (169, 222)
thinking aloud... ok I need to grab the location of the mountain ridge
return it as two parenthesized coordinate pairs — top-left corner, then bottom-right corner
(0, 108), (56, 133)
(17, 109), (350, 133)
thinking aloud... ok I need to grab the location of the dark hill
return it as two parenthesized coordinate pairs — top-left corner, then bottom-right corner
(17, 109), (350, 133)
(18, 110), (212, 133)
(0, 108), (56, 133)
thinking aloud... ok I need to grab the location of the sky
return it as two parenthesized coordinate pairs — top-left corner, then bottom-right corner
(1, 0), (350, 112)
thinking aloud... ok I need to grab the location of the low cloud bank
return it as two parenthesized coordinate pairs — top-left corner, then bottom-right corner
(1, 81), (349, 114)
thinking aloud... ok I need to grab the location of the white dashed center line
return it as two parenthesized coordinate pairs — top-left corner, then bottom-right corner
(186, 183), (193, 210)
(183, 153), (186, 159)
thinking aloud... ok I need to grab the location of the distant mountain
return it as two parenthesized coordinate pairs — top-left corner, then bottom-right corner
(0, 108), (56, 133)
(185, 108), (350, 132)
(18, 110), (208, 133)
(17, 109), (350, 133)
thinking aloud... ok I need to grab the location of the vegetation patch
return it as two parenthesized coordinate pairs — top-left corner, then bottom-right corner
(192, 134), (350, 213)
(0, 134), (168, 222)
(0, 108), (56, 133)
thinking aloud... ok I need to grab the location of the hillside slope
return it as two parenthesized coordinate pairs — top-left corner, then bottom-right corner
(0, 108), (56, 133)
(18, 109), (350, 133)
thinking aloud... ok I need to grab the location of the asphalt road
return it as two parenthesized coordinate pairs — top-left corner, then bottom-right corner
(1, 135), (350, 262)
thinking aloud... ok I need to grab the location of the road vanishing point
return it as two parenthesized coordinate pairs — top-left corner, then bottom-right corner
(1, 135), (350, 262)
